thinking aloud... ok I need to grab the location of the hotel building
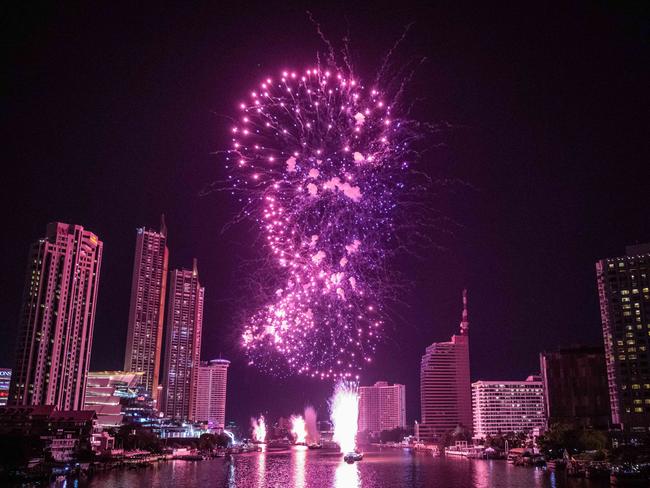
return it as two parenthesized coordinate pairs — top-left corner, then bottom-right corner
(419, 290), (472, 441)
(358, 381), (406, 433)
(191, 359), (230, 430)
(472, 375), (546, 438)
(10, 223), (103, 410)
(596, 243), (650, 432)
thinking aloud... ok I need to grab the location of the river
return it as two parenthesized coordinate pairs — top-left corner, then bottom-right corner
(62, 447), (611, 488)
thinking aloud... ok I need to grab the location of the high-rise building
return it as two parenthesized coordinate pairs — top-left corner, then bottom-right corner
(191, 359), (230, 429)
(472, 375), (546, 439)
(10, 223), (103, 410)
(123, 217), (169, 402)
(161, 259), (204, 420)
(596, 243), (650, 432)
(419, 289), (472, 441)
(540, 346), (610, 429)
(0, 369), (11, 406)
(84, 371), (144, 429)
(358, 381), (406, 433)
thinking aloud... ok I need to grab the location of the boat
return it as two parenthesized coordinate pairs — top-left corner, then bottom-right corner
(266, 438), (291, 451)
(321, 440), (341, 452)
(308, 443), (322, 450)
(546, 459), (566, 470)
(343, 452), (363, 464)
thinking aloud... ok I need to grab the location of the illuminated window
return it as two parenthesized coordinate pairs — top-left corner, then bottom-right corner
(635, 407), (643, 413)
(632, 384), (641, 390)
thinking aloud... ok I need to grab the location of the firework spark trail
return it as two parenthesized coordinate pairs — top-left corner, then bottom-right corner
(251, 415), (267, 442)
(330, 381), (359, 453)
(225, 61), (425, 379)
(291, 415), (307, 444)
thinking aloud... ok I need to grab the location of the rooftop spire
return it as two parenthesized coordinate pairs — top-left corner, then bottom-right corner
(460, 288), (469, 335)
(160, 213), (167, 237)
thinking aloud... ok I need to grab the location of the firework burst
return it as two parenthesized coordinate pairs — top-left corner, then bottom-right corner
(222, 52), (428, 378)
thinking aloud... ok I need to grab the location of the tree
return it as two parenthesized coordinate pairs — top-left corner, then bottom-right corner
(215, 432), (232, 448)
(115, 424), (162, 453)
(537, 423), (608, 456)
(380, 427), (408, 443)
(198, 433), (216, 451)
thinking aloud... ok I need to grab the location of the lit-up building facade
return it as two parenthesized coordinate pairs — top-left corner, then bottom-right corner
(419, 290), (472, 441)
(0, 369), (11, 406)
(472, 375), (546, 438)
(123, 217), (169, 402)
(359, 381), (406, 433)
(191, 359), (229, 429)
(597, 243), (650, 432)
(161, 259), (204, 421)
(10, 222), (103, 410)
(83, 371), (144, 429)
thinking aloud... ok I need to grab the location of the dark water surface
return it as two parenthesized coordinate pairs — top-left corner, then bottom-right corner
(66, 447), (610, 488)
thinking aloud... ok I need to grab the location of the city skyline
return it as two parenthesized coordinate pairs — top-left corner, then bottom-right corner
(2, 4), (649, 427)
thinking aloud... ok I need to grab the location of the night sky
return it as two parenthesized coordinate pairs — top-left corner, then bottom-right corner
(2, 3), (649, 427)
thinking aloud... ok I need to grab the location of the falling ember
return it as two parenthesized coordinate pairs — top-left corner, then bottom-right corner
(291, 415), (307, 444)
(251, 415), (267, 443)
(330, 381), (359, 453)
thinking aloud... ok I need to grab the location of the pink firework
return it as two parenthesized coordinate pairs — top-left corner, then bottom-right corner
(225, 63), (422, 379)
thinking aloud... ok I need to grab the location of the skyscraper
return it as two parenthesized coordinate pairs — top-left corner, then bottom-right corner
(123, 216), (169, 401)
(9, 222), (103, 410)
(596, 243), (650, 432)
(358, 381), (406, 433)
(540, 346), (610, 429)
(419, 289), (472, 441)
(472, 375), (546, 439)
(161, 259), (204, 420)
(191, 359), (230, 429)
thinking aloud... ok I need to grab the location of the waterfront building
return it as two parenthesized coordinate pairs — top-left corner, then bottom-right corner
(9, 222), (103, 410)
(0, 368), (11, 406)
(191, 359), (230, 430)
(0, 405), (101, 460)
(83, 371), (144, 429)
(358, 381), (406, 433)
(472, 375), (546, 439)
(123, 217), (169, 402)
(419, 290), (472, 441)
(161, 259), (204, 420)
(596, 243), (650, 432)
(540, 346), (610, 429)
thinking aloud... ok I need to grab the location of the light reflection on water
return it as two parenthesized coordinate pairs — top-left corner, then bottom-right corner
(335, 460), (359, 488)
(294, 446), (306, 488)
(67, 447), (611, 488)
